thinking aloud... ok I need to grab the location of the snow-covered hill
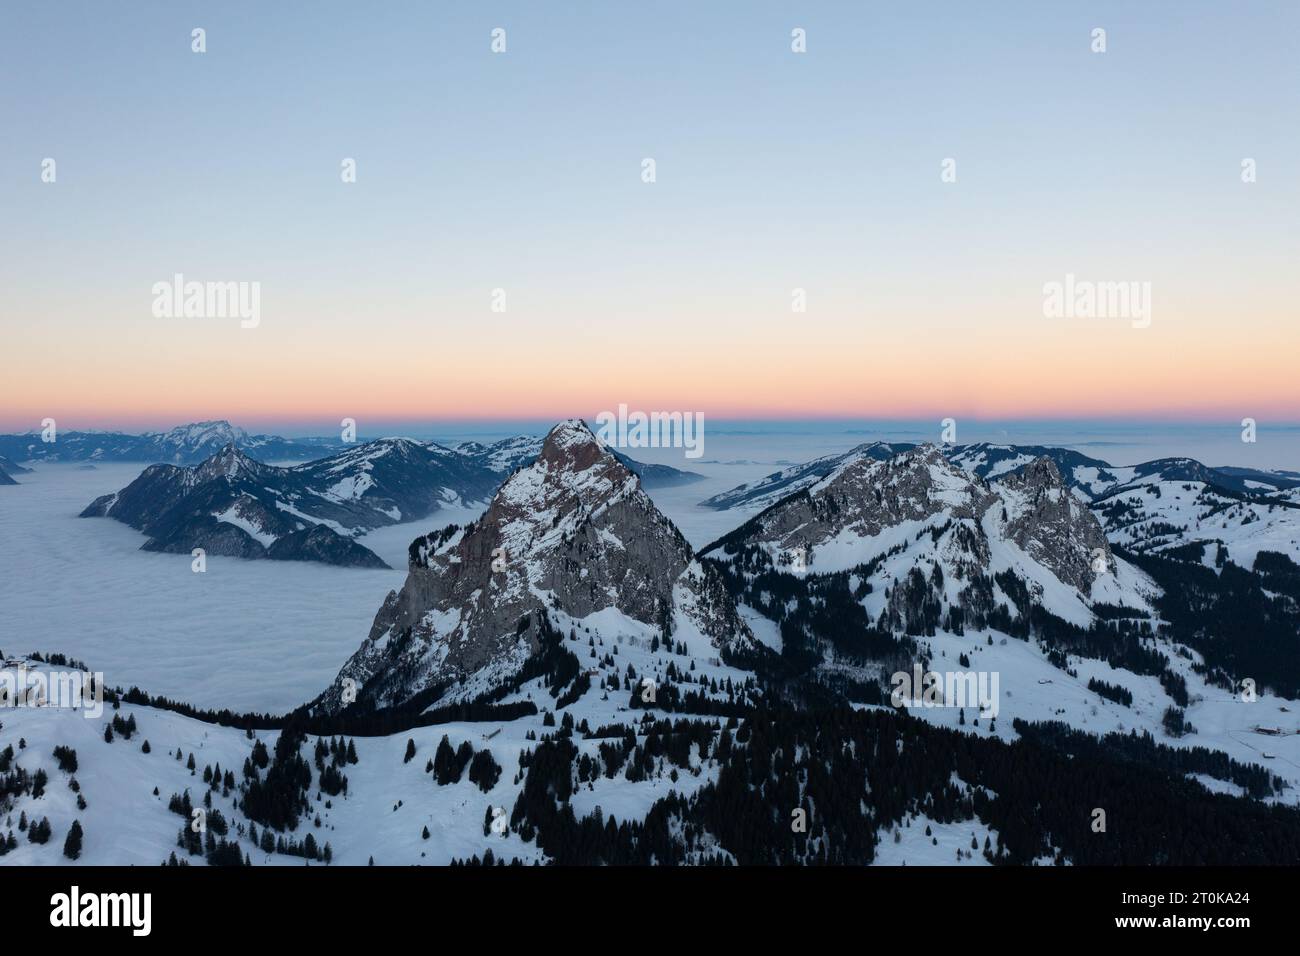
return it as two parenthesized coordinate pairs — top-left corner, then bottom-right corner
(1094, 476), (1300, 568)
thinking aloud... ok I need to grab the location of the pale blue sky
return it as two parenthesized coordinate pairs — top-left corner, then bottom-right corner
(2, 1), (1297, 431)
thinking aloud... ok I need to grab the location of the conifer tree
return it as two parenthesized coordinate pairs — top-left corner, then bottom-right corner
(63, 820), (83, 860)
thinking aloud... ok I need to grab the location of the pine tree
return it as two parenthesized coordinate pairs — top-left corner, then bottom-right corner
(403, 738), (416, 764)
(63, 820), (83, 860)
(432, 735), (457, 785)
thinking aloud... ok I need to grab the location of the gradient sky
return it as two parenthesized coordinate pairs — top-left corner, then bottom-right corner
(2, 1), (1298, 433)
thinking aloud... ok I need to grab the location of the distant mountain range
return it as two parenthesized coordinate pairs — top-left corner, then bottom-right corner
(0, 421), (333, 466)
(76, 426), (705, 568)
(0, 420), (704, 490)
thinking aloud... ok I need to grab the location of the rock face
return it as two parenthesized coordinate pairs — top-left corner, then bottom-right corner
(732, 445), (995, 557)
(996, 457), (1110, 595)
(705, 443), (1122, 622)
(319, 420), (752, 713)
(0, 466), (16, 486)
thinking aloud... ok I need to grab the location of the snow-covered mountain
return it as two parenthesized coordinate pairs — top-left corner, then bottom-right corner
(705, 441), (1300, 512)
(79, 438), (506, 569)
(704, 443), (1153, 628)
(703, 441), (1300, 569)
(319, 420), (756, 713)
(79, 444), (388, 568)
(700, 440), (1110, 511)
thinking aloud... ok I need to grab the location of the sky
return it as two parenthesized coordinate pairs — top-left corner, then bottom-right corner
(1, 1), (1297, 433)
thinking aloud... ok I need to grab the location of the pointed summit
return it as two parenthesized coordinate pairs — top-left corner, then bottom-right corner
(192, 442), (263, 484)
(318, 419), (754, 714)
(1014, 455), (1065, 487)
(532, 418), (615, 477)
(543, 417), (601, 451)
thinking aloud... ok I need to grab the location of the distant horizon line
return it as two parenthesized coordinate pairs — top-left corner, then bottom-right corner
(4, 414), (1300, 440)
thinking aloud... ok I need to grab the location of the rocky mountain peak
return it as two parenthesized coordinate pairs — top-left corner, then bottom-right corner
(192, 442), (263, 484)
(161, 420), (250, 448)
(318, 419), (751, 714)
(996, 456), (1110, 596)
(1011, 455), (1065, 488)
(536, 418), (606, 466)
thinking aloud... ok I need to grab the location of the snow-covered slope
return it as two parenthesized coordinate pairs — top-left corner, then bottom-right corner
(1094, 476), (1300, 567)
(0, 655), (741, 866)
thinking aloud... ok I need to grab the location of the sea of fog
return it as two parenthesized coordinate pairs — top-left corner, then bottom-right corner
(0, 456), (771, 714)
(1, 426), (1296, 714)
